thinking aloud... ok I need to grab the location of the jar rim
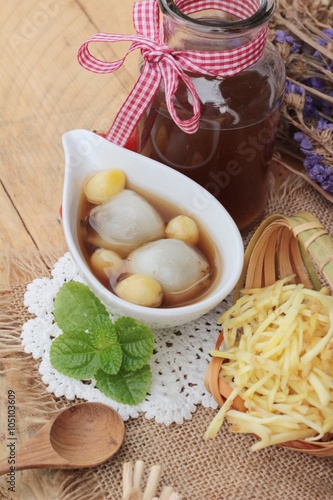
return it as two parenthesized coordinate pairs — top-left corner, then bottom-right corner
(158, 0), (275, 33)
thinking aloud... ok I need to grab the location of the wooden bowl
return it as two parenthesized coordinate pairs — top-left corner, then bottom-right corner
(205, 212), (333, 456)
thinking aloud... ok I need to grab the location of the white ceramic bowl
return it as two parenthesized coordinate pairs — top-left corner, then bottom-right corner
(62, 129), (244, 328)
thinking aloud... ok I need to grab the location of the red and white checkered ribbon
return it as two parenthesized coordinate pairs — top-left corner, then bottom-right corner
(78, 0), (268, 146)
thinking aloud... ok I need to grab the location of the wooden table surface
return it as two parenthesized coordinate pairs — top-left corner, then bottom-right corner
(1, 0), (138, 269)
(2, 3), (333, 499)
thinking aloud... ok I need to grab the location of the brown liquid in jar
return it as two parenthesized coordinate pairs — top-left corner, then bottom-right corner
(140, 69), (282, 233)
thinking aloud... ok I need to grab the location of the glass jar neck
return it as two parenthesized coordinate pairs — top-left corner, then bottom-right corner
(158, 0), (275, 51)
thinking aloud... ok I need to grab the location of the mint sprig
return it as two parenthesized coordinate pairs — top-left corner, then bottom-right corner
(95, 365), (152, 406)
(116, 316), (155, 372)
(50, 281), (154, 405)
(53, 280), (109, 333)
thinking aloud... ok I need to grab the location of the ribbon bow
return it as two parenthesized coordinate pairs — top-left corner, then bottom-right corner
(78, 0), (267, 146)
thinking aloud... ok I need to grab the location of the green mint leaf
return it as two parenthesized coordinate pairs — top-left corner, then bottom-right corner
(90, 314), (118, 349)
(99, 346), (123, 375)
(115, 317), (154, 372)
(51, 282), (155, 403)
(53, 282), (108, 334)
(51, 316), (123, 377)
(95, 365), (152, 405)
(50, 331), (100, 379)
(91, 315), (123, 375)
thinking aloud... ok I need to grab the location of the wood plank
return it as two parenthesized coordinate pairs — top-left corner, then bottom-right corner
(76, 0), (139, 81)
(0, 183), (35, 292)
(0, 0), (137, 253)
(0, 183), (36, 288)
(0, 185), (35, 250)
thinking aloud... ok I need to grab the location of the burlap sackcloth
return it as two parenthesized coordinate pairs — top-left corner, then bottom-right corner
(1, 172), (333, 500)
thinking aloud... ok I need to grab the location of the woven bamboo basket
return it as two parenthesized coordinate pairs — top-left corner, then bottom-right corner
(205, 211), (333, 456)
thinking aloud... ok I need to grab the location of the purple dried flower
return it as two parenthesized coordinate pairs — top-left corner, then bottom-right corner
(304, 154), (323, 169)
(294, 132), (313, 153)
(291, 43), (301, 54)
(294, 131), (304, 141)
(294, 131), (306, 143)
(274, 30), (301, 53)
(308, 164), (326, 181)
(317, 36), (330, 49)
(317, 118), (333, 131)
(317, 39), (327, 48)
(275, 29), (293, 44)
(275, 27), (333, 196)
(285, 81), (305, 95)
(313, 29), (333, 67)
(305, 77), (325, 92)
(303, 95), (319, 120)
(322, 28), (333, 39)
(321, 176), (333, 194)
(294, 139), (333, 195)
(308, 163), (333, 194)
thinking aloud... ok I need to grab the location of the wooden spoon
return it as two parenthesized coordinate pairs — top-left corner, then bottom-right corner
(0, 402), (125, 475)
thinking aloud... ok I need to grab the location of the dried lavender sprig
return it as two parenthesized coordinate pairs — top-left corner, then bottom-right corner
(294, 130), (333, 195)
(273, 27), (333, 196)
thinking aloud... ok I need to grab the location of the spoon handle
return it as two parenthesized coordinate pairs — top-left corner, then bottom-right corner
(0, 457), (15, 476)
(0, 425), (69, 475)
(0, 447), (41, 476)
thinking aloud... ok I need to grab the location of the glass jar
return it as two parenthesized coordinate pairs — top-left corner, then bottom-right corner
(138, 0), (286, 233)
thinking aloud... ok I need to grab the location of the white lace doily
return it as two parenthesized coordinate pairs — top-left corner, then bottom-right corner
(21, 252), (233, 424)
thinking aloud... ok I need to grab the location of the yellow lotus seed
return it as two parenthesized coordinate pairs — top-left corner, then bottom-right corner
(115, 273), (163, 308)
(84, 169), (126, 204)
(165, 215), (200, 245)
(90, 248), (124, 281)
